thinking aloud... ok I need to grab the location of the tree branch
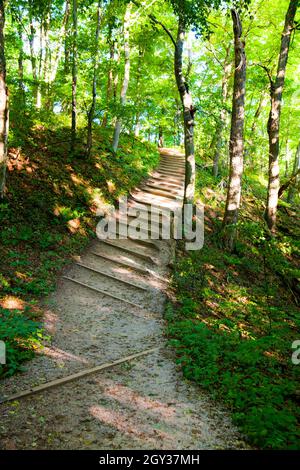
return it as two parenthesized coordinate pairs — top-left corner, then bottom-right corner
(252, 63), (274, 87)
(205, 44), (223, 67)
(278, 169), (300, 198)
(149, 14), (177, 48)
(131, 0), (176, 48)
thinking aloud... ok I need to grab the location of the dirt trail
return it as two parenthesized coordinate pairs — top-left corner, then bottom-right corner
(0, 149), (247, 450)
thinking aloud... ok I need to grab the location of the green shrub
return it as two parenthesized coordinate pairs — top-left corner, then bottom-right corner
(168, 316), (300, 449)
(0, 306), (45, 377)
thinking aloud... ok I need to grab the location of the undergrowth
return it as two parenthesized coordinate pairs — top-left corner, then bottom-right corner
(167, 165), (300, 449)
(0, 125), (158, 377)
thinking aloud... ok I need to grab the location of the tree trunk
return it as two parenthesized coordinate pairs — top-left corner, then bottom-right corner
(113, 40), (120, 103)
(36, 24), (44, 109)
(64, 7), (71, 75)
(213, 45), (232, 177)
(102, 39), (114, 128)
(287, 141), (300, 203)
(112, 3), (131, 153)
(158, 126), (163, 148)
(251, 93), (266, 136)
(48, 0), (70, 85)
(222, 9), (246, 250)
(244, 90), (268, 168)
(28, 2), (38, 102)
(35, 3), (51, 110)
(134, 46), (143, 137)
(265, 0), (298, 232)
(174, 17), (195, 205)
(283, 133), (292, 177)
(45, 0), (70, 110)
(0, 0), (9, 199)
(71, 0), (77, 153)
(86, 0), (102, 157)
(17, 20), (25, 107)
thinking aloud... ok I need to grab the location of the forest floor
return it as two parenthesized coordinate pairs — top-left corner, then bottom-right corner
(0, 126), (159, 377)
(167, 164), (300, 449)
(0, 148), (248, 450)
(1, 128), (299, 450)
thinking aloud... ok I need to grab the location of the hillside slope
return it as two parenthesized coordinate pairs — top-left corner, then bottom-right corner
(167, 165), (300, 449)
(0, 126), (158, 377)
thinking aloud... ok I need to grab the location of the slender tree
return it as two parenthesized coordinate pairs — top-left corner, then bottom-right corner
(28, 0), (38, 103)
(86, 0), (102, 157)
(112, 2), (132, 152)
(134, 45), (144, 137)
(286, 141), (300, 202)
(71, 0), (78, 153)
(48, 0), (71, 86)
(17, 17), (25, 107)
(265, 0), (299, 232)
(150, 5), (196, 204)
(113, 40), (120, 104)
(222, 9), (246, 250)
(36, 4), (51, 109)
(174, 13), (196, 205)
(213, 44), (232, 177)
(102, 32), (114, 128)
(0, 0), (8, 199)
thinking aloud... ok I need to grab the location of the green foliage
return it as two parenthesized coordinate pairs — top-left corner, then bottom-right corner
(170, 0), (251, 34)
(168, 317), (300, 449)
(0, 306), (45, 377)
(1, 0), (299, 450)
(167, 163), (300, 449)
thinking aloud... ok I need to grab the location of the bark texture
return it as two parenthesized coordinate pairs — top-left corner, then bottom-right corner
(86, 0), (102, 157)
(112, 3), (131, 153)
(0, 0), (8, 199)
(213, 45), (232, 177)
(48, 0), (70, 85)
(134, 46), (143, 137)
(174, 17), (195, 205)
(71, 0), (78, 153)
(265, 0), (299, 232)
(102, 39), (114, 128)
(17, 19), (25, 106)
(287, 141), (300, 202)
(222, 9), (246, 250)
(28, 1), (37, 90)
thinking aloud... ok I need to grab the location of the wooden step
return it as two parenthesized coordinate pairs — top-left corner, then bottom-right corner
(150, 172), (183, 183)
(117, 219), (161, 239)
(147, 178), (184, 189)
(159, 162), (185, 168)
(63, 276), (160, 315)
(156, 168), (185, 177)
(125, 212), (167, 229)
(157, 168), (185, 176)
(144, 182), (183, 195)
(75, 261), (149, 291)
(136, 186), (180, 200)
(90, 251), (169, 283)
(130, 195), (182, 212)
(99, 239), (157, 264)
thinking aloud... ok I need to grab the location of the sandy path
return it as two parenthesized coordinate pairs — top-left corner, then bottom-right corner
(0, 149), (247, 450)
